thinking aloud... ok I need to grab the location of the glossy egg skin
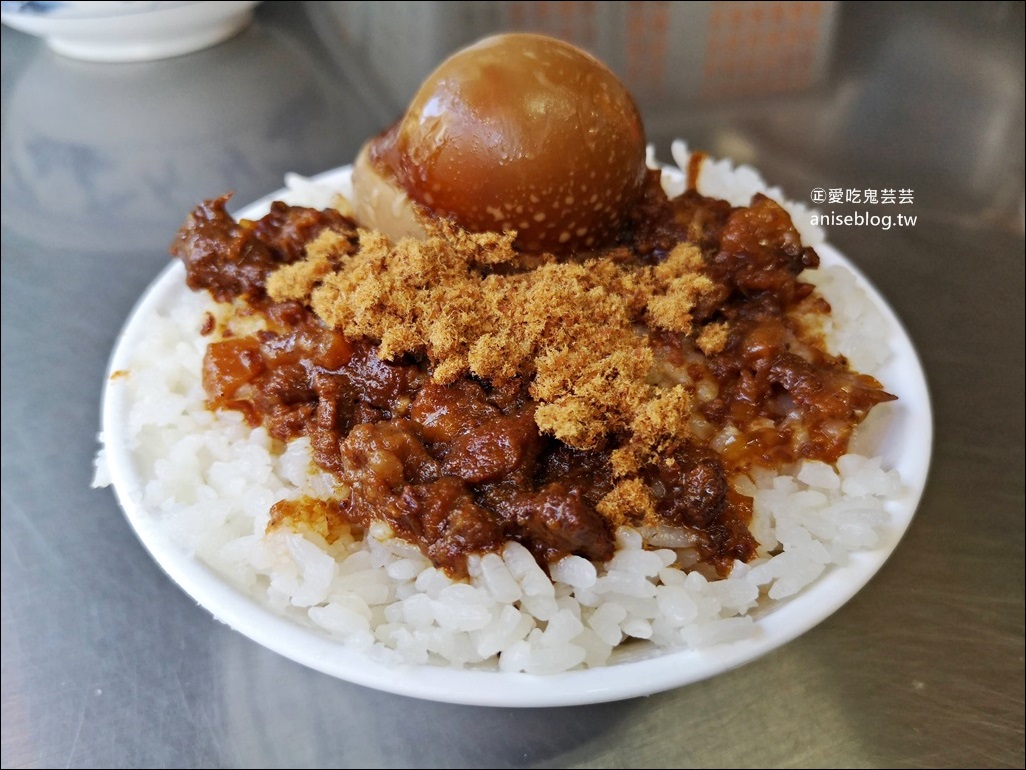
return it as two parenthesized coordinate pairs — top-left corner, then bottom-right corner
(370, 33), (648, 254)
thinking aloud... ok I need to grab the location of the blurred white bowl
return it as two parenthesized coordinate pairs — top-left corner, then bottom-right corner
(0, 1), (262, 62)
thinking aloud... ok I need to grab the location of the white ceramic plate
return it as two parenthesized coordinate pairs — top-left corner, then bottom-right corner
(101, 166), (932, 707)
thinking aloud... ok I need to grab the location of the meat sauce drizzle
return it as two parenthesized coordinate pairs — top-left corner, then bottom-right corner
(170, 176), (894, 578)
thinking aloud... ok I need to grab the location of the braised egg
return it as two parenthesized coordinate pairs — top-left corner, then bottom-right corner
(352, 32), (648, 254)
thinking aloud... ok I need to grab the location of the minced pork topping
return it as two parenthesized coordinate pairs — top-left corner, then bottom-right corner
(169, 170), (894, 578)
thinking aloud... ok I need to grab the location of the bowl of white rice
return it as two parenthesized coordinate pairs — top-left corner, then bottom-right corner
(92, 143), (932, 707)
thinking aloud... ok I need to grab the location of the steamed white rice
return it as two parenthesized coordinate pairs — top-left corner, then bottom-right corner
(93, 146), (901, 673)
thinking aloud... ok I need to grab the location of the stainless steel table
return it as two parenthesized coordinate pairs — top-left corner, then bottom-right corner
(2, 3), (1023, 767)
